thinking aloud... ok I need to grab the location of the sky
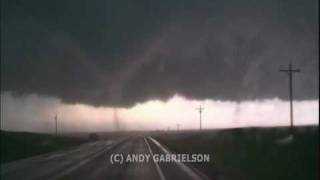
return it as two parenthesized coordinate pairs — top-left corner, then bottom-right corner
(1, 0), (319, 132)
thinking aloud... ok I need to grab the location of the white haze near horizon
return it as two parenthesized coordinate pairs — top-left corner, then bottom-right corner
(0, 92), (318, 133)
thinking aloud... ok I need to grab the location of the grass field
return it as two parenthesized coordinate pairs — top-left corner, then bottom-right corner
(0, 130), (88, 163)
(153, 126), (319, 180)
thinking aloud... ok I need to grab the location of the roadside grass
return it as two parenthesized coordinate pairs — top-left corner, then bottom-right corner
(0, 130), (88, 163)
(153, 126), (318, 180)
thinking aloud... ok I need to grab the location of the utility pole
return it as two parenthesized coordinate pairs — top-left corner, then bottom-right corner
(197, 105), (204, 131)
(280, 63), (300, 132)
(54, 113), (58, 136)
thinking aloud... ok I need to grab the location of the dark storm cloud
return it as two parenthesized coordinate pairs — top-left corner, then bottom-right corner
(1, 0), (318, 107)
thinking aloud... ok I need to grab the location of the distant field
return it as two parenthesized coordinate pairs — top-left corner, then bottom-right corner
(0, 131), (88, 163)
(153, 126), (319, 180)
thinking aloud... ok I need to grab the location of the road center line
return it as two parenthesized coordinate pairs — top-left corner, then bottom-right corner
(144, 137), (167, 180)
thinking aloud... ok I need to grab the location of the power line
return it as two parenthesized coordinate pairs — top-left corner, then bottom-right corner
(280, 63), (300, 132)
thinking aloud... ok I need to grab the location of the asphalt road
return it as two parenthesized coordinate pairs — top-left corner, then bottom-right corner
(1, 136), (211, 180)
